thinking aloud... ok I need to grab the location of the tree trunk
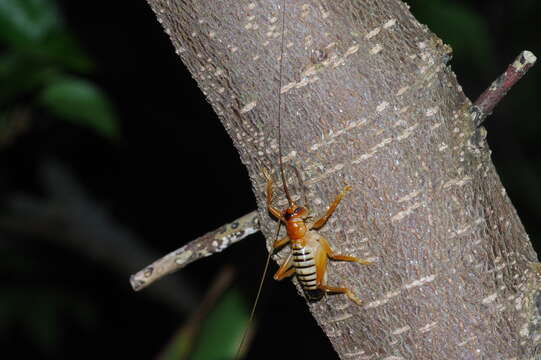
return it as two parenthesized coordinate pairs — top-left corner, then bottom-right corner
(144, 0), (541, 358)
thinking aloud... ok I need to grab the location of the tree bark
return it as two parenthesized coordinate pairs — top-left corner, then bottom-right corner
(144, 0), (541, 358)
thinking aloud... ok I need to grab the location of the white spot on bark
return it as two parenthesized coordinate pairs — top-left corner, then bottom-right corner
(383, 18), (397, 28)
(398, 189), (420, 203)
(281, 150), (297, 162)
(431, 121), (443, 130)
(397, 124), (418, 140)
(240, 101), (257, 113)
(370, 43), (383, 54)
(392, 325), (411, 335)
(482, 293), (498, 304)
(419, 321), (438, 333)
(343, 350), (366, 357)
(520, 322), (529, 337)
(325, 42), (337, 49)
(377, 101), (389, 112)
(391, 202), (424, 222)
(443, 176), (472, 189)
(404, 274), (436, 289)
(365, 289), (400, 309)
(365, 27), (381, 40)
(345, 44), (360, 56)
(396, 86), (409, 96)
(425, 107), (439, 116)
(280, 82), (296, 93)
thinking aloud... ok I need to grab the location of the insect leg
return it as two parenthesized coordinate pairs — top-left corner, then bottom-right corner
(310, 185), (352, 230)
(318, 235), (372, 265)
(273, 253), (295, 280)
(272, 235), (290, 249)
(263, 169), (286, 222)
(314, 243), (363, 305)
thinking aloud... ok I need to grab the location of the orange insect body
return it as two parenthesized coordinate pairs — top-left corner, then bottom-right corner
(264, 171), (371, 305)
(284, 206), (308, 241)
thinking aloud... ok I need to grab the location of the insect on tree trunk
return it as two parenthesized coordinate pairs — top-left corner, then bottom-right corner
(144, 0), (541, 358)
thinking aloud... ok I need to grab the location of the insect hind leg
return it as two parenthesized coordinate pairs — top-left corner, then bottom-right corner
(317, 284), (362, 306)
(314, 235), (365, 305)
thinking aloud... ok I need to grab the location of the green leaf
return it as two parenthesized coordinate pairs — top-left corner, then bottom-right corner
(0, 52), (56, 105)
(158, 327), (194, 360)
(40, 30), (94, 72)
(160, 289), (249, 360)
(0, 0), (93, 72)
(191, 290), (249, 360)
(0, 0), (61, 46)
(38, 76), (119, 138)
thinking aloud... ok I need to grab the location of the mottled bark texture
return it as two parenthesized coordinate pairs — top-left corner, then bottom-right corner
(145, 0), (541, 358)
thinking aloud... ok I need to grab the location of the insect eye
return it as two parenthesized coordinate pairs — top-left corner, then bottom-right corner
(294, 207), (302, 215)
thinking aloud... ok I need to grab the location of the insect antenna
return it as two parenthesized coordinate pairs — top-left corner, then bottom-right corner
(235, 222), (281, 359)
(275, 0), (292, 207)
(236, 1), (288, 357)
(290, 164), (309, 209)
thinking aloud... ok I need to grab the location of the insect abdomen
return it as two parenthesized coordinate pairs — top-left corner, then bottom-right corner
(292, 247), (317, 291)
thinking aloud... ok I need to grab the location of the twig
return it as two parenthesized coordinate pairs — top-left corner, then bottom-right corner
(130, 211), (260, 291)
(472, 50), (536, 126)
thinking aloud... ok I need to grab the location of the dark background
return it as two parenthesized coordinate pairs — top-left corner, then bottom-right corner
(1, 0), (540, 359)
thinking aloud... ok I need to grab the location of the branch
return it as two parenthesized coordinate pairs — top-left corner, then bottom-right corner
(472, 50), (536, 126)
(130, 211), (259, 291)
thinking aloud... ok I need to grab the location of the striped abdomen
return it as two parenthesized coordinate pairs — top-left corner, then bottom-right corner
(292, 245), (317, 291)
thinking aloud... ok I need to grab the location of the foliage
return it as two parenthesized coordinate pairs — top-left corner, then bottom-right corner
(0, 0), (118, 140)
(158, 289), (249, 360)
